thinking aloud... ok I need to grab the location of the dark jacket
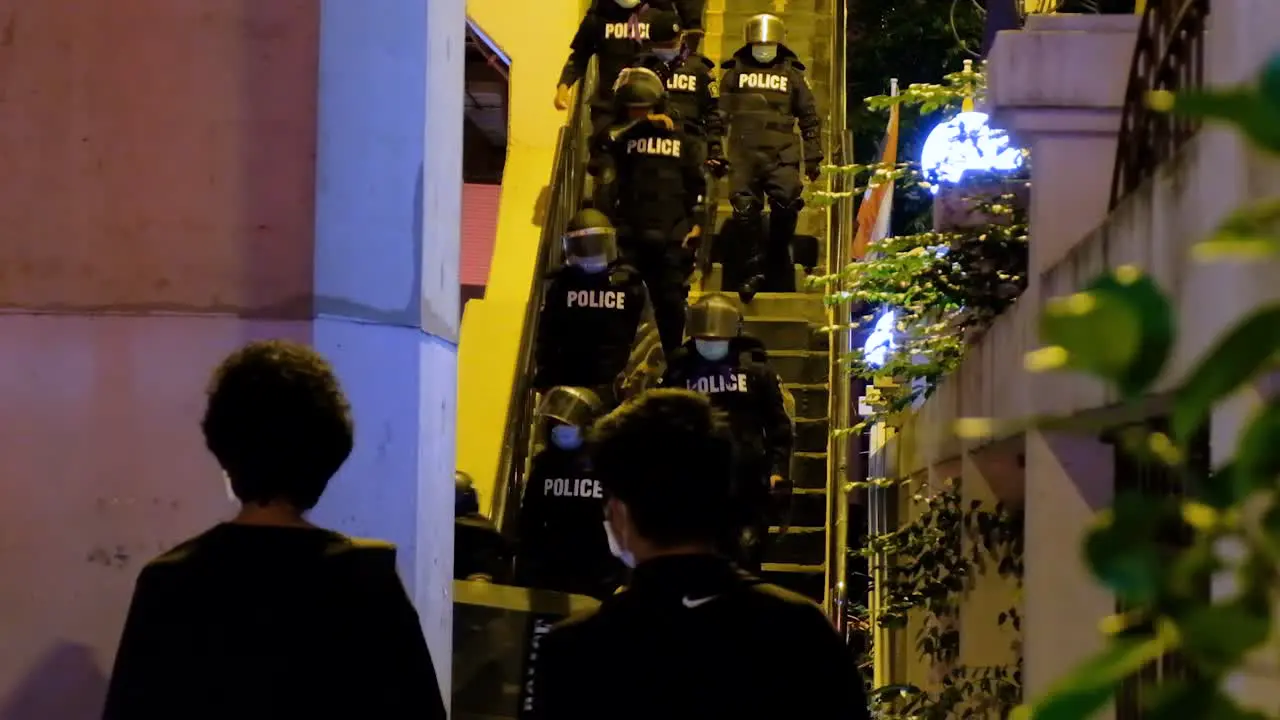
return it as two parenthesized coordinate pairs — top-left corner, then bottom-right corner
(629, 50), (723, 148)
(534, 260), (664, 394)
(664, 339), (793, 479)
(599, 120), (707, 232)
(561, 2), (651, 111)
(516, 446), (620, 597)
(718, 45), (823, 165)
(528, 554), (871, 720)
(103, 524), (446, 720)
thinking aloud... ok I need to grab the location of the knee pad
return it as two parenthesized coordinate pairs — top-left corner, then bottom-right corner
(730, 194), (763, 220)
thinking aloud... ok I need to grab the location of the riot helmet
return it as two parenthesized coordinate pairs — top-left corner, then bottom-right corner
(563, 208), (618, 273)
(687, 294), (743, 339)
(744, 14), (784, 64)
(613, 67), (666, 119)
(537, 386), (604, 451)
(614, 0), (641, 7)
(687, 295), (741, 361)
(455, 471), (480, 517)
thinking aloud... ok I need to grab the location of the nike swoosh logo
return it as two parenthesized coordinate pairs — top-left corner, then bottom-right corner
(681, 595), (719, 609)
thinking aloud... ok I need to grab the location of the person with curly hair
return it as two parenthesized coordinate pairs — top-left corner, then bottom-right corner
(103, 340), (446, 720)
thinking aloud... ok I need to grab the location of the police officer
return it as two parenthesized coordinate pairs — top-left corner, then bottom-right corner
(557, 0), (655, 208)
(516, 387), (621, 599)
(528, 390), (870, 719)
(454, 471), (513, 583)
(535, 208), (665, 406)
(599, 67), (706, 355)
(663, 294), (793, 573)
(719, 14), (824, 301)
(629, 9), (725, 170)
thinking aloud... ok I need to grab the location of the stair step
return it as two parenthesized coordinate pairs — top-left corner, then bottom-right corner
(767, 525), (826, 565)
(762, 563), (824, 574)
(760, 570), (826, 602)
(743, 316), (814, 350)
(788, 383), (829, 419)
(768, 350), (827, 384)
(794, 417), (829, 453)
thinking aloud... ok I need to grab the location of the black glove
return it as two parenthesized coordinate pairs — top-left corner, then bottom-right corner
(706, 157), (730, 179)
(804, 160), (822, 182)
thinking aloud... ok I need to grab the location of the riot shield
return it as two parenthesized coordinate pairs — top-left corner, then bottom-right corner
(452, 580), (601, 720)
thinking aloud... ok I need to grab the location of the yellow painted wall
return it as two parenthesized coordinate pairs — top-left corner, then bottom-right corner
(459, 0), (586, 515)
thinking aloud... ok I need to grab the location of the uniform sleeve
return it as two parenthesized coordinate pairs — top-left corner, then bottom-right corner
(518, 456), (546, 547)
(790, 67), (823, 164)
(619, 282), (667, 398)
(534, 280), (564, 390)
(682, 138), (707, 219)
(559, 14), (598, 88)
(698, 66), (724, 152)
(758, 366), (794, 479)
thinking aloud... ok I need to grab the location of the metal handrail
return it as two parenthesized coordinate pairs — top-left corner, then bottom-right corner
(823, 0), (854, 628)
(1108, 0), (1210, 208)
(491, 69), (598, 536)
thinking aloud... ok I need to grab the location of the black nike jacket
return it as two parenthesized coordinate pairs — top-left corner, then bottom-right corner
(527, 554), (871, 719)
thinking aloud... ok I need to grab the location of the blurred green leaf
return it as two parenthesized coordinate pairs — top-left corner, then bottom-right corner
(1143, 679), (1268, 720)
(1037, 268), (1173, 398)
(1259, 50), (1280, 110)
(1191, 198), (1280, 261)
(1012, 630), (1175, 720)
(1170, 306), (1280, 443)
(1178, 596), (1271, 672)
(1234, 401), (1280, 485)
(1083, 494), (1170, 604)
(1153, 88), (1280, 154)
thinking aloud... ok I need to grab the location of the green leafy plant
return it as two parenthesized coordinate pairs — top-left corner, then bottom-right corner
(975, 52), (1280, 719)
(817, 65), (1029, 427)
(862, 481), (1025, 718)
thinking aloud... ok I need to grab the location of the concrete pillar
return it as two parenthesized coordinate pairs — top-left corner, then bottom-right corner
(1023, 431), (1114, 718)
(0, 1), (460, 715)
(987, 14), (1140, 279)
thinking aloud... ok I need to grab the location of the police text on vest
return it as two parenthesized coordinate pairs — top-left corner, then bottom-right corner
(625, 136), (682, 157)
(668, 74), (697, 92)
(604, 23), (649, 40)
(687, 373), (749, 394)
(738, 73), (789, 92)
(567, 290), (626, 309)
(544, 477), (604, 499)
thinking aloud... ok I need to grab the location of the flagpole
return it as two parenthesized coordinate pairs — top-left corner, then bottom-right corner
(866, 75), (898, 695)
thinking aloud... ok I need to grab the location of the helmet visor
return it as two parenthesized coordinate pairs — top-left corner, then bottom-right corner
(537, 387), (602, 428)
(563, 226), (618, 263)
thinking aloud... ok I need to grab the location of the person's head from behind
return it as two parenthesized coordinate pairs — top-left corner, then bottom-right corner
(456, 471), (480, 518)
(613, 67), (665, 122)
(589, 390), (734, 566)
(202, 340), (353, 515)
(538, 386), (604, 452)
(643, 9), (683, 59)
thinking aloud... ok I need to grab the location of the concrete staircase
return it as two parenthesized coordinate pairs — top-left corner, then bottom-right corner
(693, 0), (838, 604)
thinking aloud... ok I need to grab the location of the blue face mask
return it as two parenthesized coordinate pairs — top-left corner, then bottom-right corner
(571, 255), (609, 274)
(550, 424), (584, 451)
(652, 47), (680, 62)
(695, 339), (730, 362)
(751, 43), (778, 64)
